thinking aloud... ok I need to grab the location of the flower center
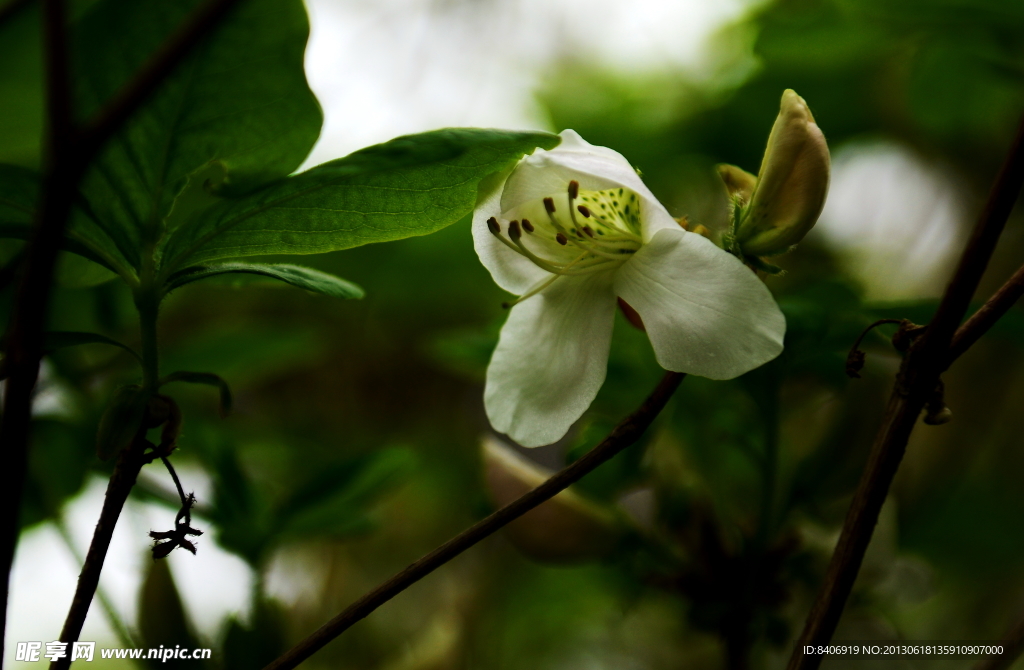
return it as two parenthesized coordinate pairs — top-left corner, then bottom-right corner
(487, 181), (643, 307)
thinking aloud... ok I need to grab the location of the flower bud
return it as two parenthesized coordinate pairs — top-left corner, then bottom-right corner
(733, 89), (830, 257)
(481, 435), (623, 563)
(716, 164), (757, 206)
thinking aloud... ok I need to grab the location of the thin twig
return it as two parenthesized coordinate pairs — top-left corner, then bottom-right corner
(160, 456), (187, 507)
(263, 371), (686, 670)
(788, 112), (1024, 670)
(971, 613), (1024, 670)
(54, 518), (136, 648)
(948, 263), (1024, 364)
(51, 433), (150, 670)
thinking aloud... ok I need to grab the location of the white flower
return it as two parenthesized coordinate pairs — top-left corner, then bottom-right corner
(473, 130), (786, 447)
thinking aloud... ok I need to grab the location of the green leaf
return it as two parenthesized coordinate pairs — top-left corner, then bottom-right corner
(0, 163), (135, 277)
(276, 447), (417, 539)
(95, 384), (149, 460)
(43, 331), (141, 361)
(160, 128), (560, 268)
(166, 262), (364, 300)
(138, 560), (198, 656)
(74, 0), (322, 268)
(160, 371), (232, 416)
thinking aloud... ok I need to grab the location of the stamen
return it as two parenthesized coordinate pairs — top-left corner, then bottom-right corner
(501, 251), (607, 309)
(556, 233), (567, 245)
(521, 219), (534, 233)
(583, 226), (594, 237)
(577, 205), (591, 218)
(568, 180), (579, 199)
(544, 197), (556, 214)
(487, 217), (501, 234)
(508, 220), (522, 241)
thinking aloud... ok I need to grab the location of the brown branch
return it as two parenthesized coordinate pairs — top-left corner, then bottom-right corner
(263, 371), (686, 670)
(50, 435), (150, 670)
(972, 613), (1024, 670)
(0, 0), (76, 657)
(948, 263), (1024, 364)
(0, 0), (247, 659)
(787, 112), (1024, 670)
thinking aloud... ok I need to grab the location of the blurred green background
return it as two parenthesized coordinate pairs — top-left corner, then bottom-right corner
(3, 0), (1024, 668)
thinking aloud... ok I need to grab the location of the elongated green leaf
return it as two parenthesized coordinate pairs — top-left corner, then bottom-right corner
(166, 262), (364, 300)
(277, 448), (418, 539)
(160, 371), (232, 416)
(1, 331), (140, 380)
(161, 128), (560, 268)
(43, 331), (142, 361)
(74, 0), (322, 268)
(0, 163), (135, 277)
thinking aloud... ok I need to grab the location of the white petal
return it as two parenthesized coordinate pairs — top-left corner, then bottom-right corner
(500, 130), (678, 243)
(613, 228), (786, 380)
(485, 273), (617, 447)
(472, 167), (551, 294)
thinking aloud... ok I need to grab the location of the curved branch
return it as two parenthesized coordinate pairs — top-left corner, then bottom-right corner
(948, 263), (1024, 364)
(787, 111), (1024, 670)
(263, 371), (686, 670)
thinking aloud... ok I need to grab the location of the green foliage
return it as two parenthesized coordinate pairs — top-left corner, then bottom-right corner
(160, 371), (233, 416)
(159, 128), (559, 268)
(0, 164), (130, 274)
(222, 601), (287, 670)
(138, 560), (204, 670)
(206, 440), (417, 566)
(20, 421), (94, 528)
(74, 0), (322, 269)
(166, 262), (364, 300)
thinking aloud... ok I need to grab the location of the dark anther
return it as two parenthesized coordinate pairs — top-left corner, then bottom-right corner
(521, 219), (534, 233)
(501, 301), (511, 309)
(544, 197), (556, 214)
(923, 379), (953, 425)
(582, 226), (595, 237)
(509, 220), (522, 240)
(487, 217), (501, 235)
(556, 233), (567, 245)
(846, 318), (914, 379)
(568, 180), (579, 199)
(577, 205), (591, 218)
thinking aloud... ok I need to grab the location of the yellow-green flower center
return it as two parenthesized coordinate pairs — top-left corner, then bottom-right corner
(487, 181), (643, 307)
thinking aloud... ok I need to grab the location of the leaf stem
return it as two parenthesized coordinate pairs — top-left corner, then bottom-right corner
(262, 371), (686, 670)
(787, 111), (1024, 670)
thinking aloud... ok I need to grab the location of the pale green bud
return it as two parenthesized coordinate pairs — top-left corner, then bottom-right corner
(716, 163), (757, 207)
(734, 89), (830, 257)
